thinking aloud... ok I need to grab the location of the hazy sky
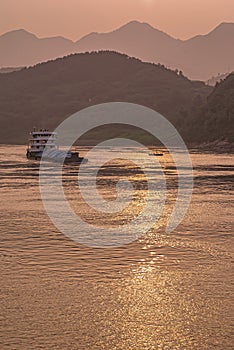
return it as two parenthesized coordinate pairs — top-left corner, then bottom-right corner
(1, 0), (234, 40)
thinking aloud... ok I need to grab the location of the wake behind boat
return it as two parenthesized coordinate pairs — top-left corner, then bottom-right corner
(26, 129), (87, 164)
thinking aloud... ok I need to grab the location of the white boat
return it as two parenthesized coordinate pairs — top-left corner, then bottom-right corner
(26, 129), (87, 164)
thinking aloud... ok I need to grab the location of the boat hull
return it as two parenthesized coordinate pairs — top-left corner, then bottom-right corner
(26, 151), (87, 164)
(149, 153), (163, 157)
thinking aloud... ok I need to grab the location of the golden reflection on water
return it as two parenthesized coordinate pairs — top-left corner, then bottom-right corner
(112, 257), (225, 350)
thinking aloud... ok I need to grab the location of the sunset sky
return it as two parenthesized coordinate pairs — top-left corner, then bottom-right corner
(1, 0), (234, 40)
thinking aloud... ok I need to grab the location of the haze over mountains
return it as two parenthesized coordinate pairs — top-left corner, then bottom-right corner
(0, 21), (234, 80)
(0, 51), (233, 145)
(0, 29), (74, 68)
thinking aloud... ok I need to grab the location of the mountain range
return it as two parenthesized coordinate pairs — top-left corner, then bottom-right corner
(0, 21), (234, 80)
(0, 51), (233, 145)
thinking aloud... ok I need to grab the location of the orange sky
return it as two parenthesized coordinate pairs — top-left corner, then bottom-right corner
(1, 0), (234, 40)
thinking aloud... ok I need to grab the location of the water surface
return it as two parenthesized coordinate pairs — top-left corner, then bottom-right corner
(0, 146), (233, 349)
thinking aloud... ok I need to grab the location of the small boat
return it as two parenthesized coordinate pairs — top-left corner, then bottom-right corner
(26, 129), (87, 164)
(149, 151), (163, 157)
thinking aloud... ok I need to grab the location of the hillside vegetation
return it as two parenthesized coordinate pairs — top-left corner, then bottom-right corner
(0, 51), (232, 145)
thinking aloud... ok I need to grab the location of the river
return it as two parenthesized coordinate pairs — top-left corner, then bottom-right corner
(0, 145), (233, 349)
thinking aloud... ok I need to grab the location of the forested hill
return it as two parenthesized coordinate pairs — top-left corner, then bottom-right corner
(188, 73), (234, 142)
(0, 51), (231, 144)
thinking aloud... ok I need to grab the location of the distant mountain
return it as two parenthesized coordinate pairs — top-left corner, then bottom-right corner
(0, 51), (218, 145)
(75, 21), (234, 80)
(75, 21), (180, 66)
(178, 23), (234, 80)
(0, 29), (75, 67)
(0, 22), (234, 80)
(0, 66), (24, 74)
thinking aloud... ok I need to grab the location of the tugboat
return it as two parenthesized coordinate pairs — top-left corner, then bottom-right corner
(26, 129), (87, 164)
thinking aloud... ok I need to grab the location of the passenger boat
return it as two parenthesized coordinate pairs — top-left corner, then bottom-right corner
(26, 129), (87, 164)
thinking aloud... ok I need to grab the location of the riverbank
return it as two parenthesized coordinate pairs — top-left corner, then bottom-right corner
(189, 140), (234, 154)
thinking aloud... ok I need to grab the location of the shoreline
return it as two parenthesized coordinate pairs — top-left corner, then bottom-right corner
(188, 141), (234, 154)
